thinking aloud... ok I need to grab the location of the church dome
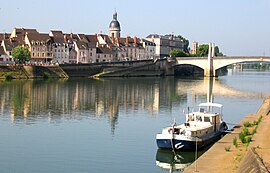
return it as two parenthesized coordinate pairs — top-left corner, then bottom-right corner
(109, 20), (120, 29)
(109, 12), (121, 30)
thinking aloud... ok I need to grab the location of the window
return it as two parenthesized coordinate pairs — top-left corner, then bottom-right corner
(37, 47), (40, 51)
(42, 53), (45, 57)
(204, 117), (210, 122)
(37, 53), (40, 57)
(32, 53), (35, 57)
(32, 47), (35, 51)
(90, 53), (92, 56)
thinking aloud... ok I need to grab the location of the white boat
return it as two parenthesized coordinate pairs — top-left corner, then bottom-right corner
(156, 102), (228, 150)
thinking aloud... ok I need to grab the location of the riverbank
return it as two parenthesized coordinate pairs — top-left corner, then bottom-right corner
(0, 59), (176, 79)
(184, 96), (270, 173)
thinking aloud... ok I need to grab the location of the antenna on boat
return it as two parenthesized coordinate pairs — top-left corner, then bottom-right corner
(172, 117), (176, 126)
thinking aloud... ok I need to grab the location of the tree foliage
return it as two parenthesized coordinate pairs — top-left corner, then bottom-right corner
(170, 49), (190, 57)
(196, 44), (224, 57)
(11, 46), (31, 62)
(197, 44), (209, 57)
(176, 35), (189, 53)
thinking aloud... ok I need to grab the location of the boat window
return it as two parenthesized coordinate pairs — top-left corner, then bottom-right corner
(204, 116), (210, 122)
(200, 108), (204, 112)
(188, 115), (194, 121)
(196, 116), (202, 121)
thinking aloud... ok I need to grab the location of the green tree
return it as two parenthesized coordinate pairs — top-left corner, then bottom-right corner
(197, 44), (209, 57)
(170, 49), (189, 57)
(176, 35), (189, 53)
(215, 46), (224, 56)
(11, 46), (31, 62)
(197, 44), (224, 57)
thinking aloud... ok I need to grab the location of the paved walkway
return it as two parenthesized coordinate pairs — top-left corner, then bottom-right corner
(184, 97), (270, 173)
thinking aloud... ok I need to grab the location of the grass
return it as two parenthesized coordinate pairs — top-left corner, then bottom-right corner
(238, 116), (263, 145)
(3, 72), (13, 80)
(233, 137), (238, 148)
(243, 121), (254, 127)
(225, 146), (231, 152)
(239, 127), (250, 143)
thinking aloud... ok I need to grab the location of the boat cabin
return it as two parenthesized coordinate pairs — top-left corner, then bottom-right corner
(185, 102), (223, 124)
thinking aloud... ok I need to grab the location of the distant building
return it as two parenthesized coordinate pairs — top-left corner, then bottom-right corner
(96, 47), (114, 62)
(10, 28), (38, 40)
(1, 37), (24, 61)
(191, 41), (198, 55)
(85, 35), (98, 63)
(24, 32), (53, 63)
(0, 46), (9, 62)
(145, 34), (184, 58)
(0, 12), (173, 64)
(109, 11), (121, 39)
(142, 39), (156, 59)
(49, 31), (69, 64)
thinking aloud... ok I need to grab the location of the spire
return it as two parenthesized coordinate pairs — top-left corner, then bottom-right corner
(113, 11), (117, 20)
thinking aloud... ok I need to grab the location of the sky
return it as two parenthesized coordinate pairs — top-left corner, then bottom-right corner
(1, 0), (270, 56)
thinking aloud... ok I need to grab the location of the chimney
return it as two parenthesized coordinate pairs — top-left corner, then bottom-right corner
(126, 36), (129, 44)
(134, 36), (137, 44)
(64, 34), (67, 42)
(70, 33), (73, 39)
(4, 33), (8, 39)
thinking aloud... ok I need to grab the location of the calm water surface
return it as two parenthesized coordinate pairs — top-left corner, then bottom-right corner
(0, 69), (269, 173)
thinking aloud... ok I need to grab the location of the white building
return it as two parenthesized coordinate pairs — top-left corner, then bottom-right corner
(49, 31), (69, 64)
(145, 34), (184, 58)
(0, 46), (10, 62)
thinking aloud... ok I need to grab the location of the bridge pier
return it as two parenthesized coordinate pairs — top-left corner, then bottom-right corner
(204, 68), (216, 77)
(204, 43), (216, 77)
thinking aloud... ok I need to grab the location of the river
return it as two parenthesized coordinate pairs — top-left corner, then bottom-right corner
(0, 69), (269, 173)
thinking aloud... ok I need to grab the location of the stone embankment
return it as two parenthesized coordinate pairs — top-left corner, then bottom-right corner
(0, 65), (68, 79)
(184, 97), (270, 173)
(0, 59), (175, 79)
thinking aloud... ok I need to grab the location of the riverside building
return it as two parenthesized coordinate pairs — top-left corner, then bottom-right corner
(0, 12), (161, 64)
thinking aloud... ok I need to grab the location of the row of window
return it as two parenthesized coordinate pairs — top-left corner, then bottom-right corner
(32, 47), (45, 51)
(54, 49), (68, 53)
(32, 52), (45, 57)
(31, 41), (48, 46)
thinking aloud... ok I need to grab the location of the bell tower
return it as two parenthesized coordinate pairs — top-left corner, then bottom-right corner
(109, 11), (121, 39)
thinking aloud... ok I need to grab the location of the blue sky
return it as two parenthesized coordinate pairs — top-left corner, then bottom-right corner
(1, 0), (270, 56)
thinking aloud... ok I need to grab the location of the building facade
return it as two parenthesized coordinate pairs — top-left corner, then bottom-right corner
(24, 33), (53, 63)
(49, 31), (69, 64)
(145, 34), (184, 58)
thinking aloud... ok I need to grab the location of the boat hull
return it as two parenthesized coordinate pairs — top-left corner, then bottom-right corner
(156, 131), (224, 150)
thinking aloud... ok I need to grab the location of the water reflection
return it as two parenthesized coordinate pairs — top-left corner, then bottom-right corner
(156, 149), (204, 173)
(0, 78), (177, 131)
(0, 76), (267, 128)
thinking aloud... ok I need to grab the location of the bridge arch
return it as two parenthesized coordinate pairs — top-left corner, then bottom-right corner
(175, 56), (270, 77)
(213, 56), (270, 71)
(175, 57), (208, 70)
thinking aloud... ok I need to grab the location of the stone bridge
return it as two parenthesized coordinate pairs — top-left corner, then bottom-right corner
(175, 44), (270, 77)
